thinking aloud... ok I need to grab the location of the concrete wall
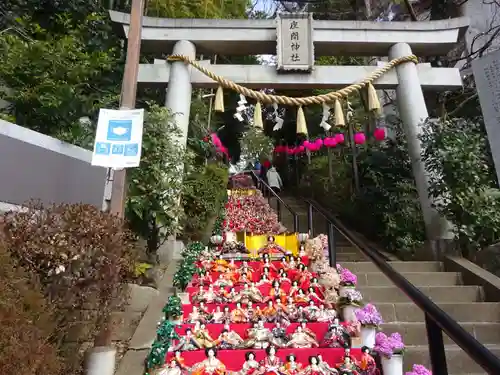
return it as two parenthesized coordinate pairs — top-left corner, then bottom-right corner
(0, 119), (108, 210)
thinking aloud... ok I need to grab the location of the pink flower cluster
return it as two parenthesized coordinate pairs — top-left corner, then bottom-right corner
(405, 365), (432, 375)
(374, 332), (405, 358)
(224, 192), (286, 234)
(355, 303), (383, 327)
(340, 268), (357, 286)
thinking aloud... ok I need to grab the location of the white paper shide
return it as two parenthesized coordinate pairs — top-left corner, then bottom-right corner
(91, 108), (144, 169)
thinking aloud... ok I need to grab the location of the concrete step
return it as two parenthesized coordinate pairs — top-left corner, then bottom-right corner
(358, 285), (481, 303)
(404, 345), (500, 374)
(382, 322), (500, 345)
(342, 261), (442, 273)
(356, 272), (461, 286)
(336, 253), (367, 262)
(377, 302), (500, 323)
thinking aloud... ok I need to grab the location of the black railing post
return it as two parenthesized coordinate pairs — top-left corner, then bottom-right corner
(276, 199), (281, 223)
(425, 314), (449, 375)
(307, 202), (313, 235)
(327, 222), (336, 267)
(293, 214), (299, 233)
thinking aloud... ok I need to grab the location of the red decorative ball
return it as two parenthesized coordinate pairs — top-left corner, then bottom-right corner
(354, 132), (366, 145)
(374, 127), (386, 141)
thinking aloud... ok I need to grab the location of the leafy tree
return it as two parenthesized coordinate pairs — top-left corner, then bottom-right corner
(146, 0), (250, 18)
(421, 117), (500, 256)
(0, 14), (122, 143)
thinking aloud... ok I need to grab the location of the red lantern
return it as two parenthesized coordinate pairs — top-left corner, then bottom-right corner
(315, 138), (323, 146)
(298, 145), (305, 153)
(354, 132), (366, 145)
(335, 133), (345, 144)
(374, 127), (386, 141)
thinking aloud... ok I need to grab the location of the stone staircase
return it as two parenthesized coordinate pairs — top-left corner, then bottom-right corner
(279, 195), (500, 374)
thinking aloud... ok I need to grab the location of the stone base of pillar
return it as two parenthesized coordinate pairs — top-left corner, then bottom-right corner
(417, 239), (461, 261)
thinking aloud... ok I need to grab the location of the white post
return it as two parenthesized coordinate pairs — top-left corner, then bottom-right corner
(165, 40), (196, 146)
(388, 42), (452, 241)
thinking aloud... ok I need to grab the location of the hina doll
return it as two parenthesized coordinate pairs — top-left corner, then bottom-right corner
(304, 300), (319, 321)
(309, 278), (324, 297)
(358, 347), (379, 375)
(243, 320), (273, 349)
(315, 304), (337, 323)
(257, 274), (272, 287)
(237, 351), (260, 375)
(214, 274), (233, 288)
(240, 283), (264, 303)
(194, 323), (216, 348)
(213, 256), (230, 272)
(281, 354), (303, 375)
(239, 261), (254, 273)
(192, 285), (209, 304)
(211, 306), (224, 324)
(316, 355), (339, 375)
(262, 300), (278, 323)
(291, 305), (308, 322)
(215, 286), (229, 304)
(205, 285), (218, 303)
(249, 282), (264, 302)
(286, 326), (319, 348)
(261, 257), (278, 273)
(278, 271), (292, 286)
(258, 235), (287, 256)
(284, 298), (297, 322)
(299, 321), (318, 342)
(300, 356), (333, 375)
(170, 328), (201, 351)
(191, 348), (227, 375)
(259, 346), (282, 375)
(306, 286), (324, 304)
(321, 319), (350, 348)
(298, 244), (307, 257)
(223, 268), (239, 284)
(238, 272), (252, 286)
(151, 359), (183, 375)
(221, 306), (232, 325)
(266, 281), (286, 303)
(215, 326), (244, 349)
(238, 265), (253, 280)
(231, 302), (249, 323)
(293, 289), (309, 306)
(275, 300), (291, 326)
(270, 321), (288, 347)
(279, 256), (290, 270)
(185, 306), (205, 324)
(289, 281), (300, 297)
(336, 356), (360, 375)
(226, 287), (240, 303)
(194, 271), (213, 287)
(198, 302), (211, 320)
(173, 350), (189, 372)
(296, 264), (313, 286)
(288, 256), (297, 270)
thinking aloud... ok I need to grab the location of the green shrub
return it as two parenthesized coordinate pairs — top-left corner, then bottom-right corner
(0, 237), (63, 375)
(181, 162), (228, 240)
(2, 202), (139, 373)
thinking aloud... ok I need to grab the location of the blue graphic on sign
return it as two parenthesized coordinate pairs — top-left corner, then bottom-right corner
(112, 144), (125, 155)
(106, 120), (132, 141)
(95, 142), (111, 155)
(124, 143), (139, 157)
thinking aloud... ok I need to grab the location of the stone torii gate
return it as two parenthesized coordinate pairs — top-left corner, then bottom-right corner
(109, 10), (468, 243)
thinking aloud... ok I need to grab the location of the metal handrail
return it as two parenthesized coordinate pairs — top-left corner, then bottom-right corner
(306, 198), (500, 375)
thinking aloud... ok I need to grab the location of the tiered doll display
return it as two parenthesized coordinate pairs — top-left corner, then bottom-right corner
(154, 236), (379, 375)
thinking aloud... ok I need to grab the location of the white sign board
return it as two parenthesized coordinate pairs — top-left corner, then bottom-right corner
(91, 108), (144, 169)
(276, 13), (314, 72)
(471, 49), (500, 185)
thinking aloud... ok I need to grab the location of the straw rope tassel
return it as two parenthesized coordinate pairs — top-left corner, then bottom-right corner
(334, 99), (345, 127)
(214, 86), (224, 112)
(367, 83), (381, 112)
(253, 102), (263, 129)
(296, 106), (308, 136)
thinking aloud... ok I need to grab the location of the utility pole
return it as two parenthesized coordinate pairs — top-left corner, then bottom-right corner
(87, 2), (145, 375)
(108, 0), (145, 218)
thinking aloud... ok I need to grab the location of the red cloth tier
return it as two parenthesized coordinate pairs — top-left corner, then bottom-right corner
(175, 322), (330, 341)
(167, 348), (361, 371)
